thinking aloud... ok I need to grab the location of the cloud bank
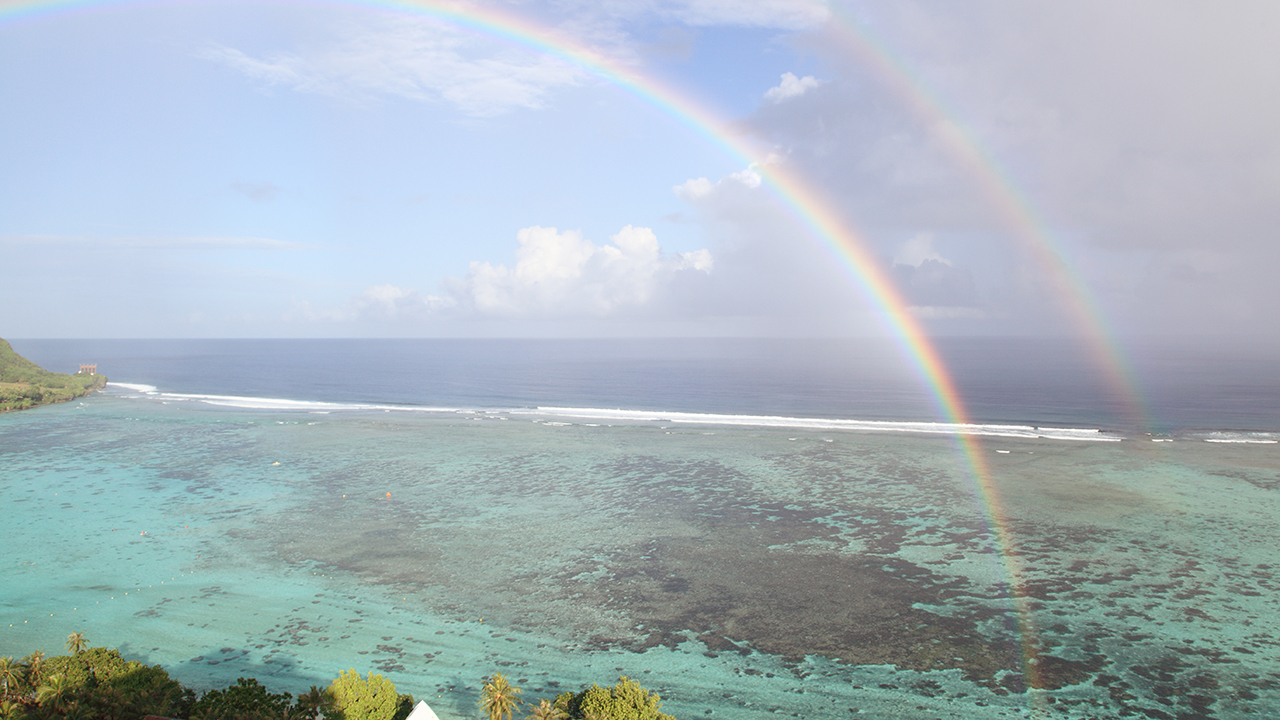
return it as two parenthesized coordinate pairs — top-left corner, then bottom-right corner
(447, 225), (712, 317)
(735, 1), (1280, 334)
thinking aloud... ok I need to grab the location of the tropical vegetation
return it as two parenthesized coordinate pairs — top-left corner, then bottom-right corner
(0, 339), (106, 412)
(0, 637), (679, 720)
(478, 673), (521, 720)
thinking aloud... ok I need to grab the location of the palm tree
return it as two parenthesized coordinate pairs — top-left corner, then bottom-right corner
(294, 686), (330, 720)
(21, 653), (44, 689)
(65, 633), (87, 656)
(36, 674), (73, 715)
(0, 699), (23, 720)
(0, 657), (23, 699)
(478, 673), (521, 720)
(525, 699), (566, 720)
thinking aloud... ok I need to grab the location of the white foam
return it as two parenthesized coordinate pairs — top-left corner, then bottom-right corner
(100, 389), (1137, 442)
(108, 382), (159, 394)
(1201, 431), (1279, 444)
(522, 407), (1122, 441)
(115, 388), (461, 414)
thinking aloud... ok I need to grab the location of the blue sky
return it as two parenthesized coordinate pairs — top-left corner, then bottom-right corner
(3, 1), (1278, 340)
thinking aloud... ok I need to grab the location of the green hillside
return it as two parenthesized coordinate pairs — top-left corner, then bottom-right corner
(0, 338), (107, 411)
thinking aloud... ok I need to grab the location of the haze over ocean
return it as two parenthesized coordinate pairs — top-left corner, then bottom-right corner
(3, 338), (1278, 719)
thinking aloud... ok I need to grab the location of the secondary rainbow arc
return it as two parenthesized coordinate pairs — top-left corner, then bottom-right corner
(825, 6), (1148, 432)
(1, 0), (1053, 697)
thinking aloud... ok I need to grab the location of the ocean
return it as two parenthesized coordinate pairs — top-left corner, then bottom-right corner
(3, 337), (1278, 719)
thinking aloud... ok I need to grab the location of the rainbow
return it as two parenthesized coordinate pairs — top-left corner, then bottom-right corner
(3, 0), (1079, 699)
(823, 5), (1148, 431)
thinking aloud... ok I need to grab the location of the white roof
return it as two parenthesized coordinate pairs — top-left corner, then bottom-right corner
(405, 701), (441, 720)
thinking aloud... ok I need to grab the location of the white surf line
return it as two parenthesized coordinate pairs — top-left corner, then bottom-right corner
(524, 407), (1123, 441)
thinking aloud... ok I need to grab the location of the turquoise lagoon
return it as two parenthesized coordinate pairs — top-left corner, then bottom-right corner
(3, 339), (1280, 719)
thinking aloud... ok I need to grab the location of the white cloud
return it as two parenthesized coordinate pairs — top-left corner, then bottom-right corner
(353, 284), (453, 319)
(449, 225), (712, 317)
(290, 284), (453, 324)
(764, 72), (820, 103)
(892, 233), (949, 267)
(200, 16), (587, 116)
(674, 164), (762, 199)
(673, 177), (716, 199)
(738, 2), (1280, 333)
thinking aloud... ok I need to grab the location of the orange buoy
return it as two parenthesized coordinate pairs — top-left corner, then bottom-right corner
(386, 492), (391, 499)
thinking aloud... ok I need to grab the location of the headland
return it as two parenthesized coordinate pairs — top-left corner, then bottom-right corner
(0, 338), (106, 412)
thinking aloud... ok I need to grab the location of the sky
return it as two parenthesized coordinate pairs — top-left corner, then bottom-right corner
(2, 0), (1278, 341)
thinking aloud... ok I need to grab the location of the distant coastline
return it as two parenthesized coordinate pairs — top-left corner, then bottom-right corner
(0, 338), (106, 412)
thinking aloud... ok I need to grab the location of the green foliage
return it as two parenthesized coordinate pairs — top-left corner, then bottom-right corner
(35, 647), (186, 720)
(327, 669), (410, 720)
(41, 655), (91, 689)
(75, 647), (130, 681)
(0, 657), (24, 699)
(0, 338), (106, 412)
(525, 698), (568, 720)
(0, 699), (24, 720)
(106, 663), (187, 717)
(295, 685), (332, 720)
(4, 639), (679, 720)
(35, 674), (75, 714)
(555, 677), (673, 720)
(479, 673), (522, 720)
(21, 652), (45, 689)
(190, 677), (293, 720)
(65, 633), (87, 656)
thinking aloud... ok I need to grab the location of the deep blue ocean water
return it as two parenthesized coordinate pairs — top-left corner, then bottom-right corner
(3, 337), (1279, 719)
(11, 337), (1280, 434)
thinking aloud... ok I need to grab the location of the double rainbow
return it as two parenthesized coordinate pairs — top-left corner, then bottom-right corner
(3, 0), (1139, 700)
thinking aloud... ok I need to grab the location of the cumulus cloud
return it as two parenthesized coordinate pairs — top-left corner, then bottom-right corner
(888, 235), (980, 313)
(447, 225), (712, 317)
(200, 16), (586, 116)
(764, 72), (820, 103)
(674, 165), (762, 199)
(893, 233), (948, 267)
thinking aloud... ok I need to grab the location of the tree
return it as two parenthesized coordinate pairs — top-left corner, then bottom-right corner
(0, 658), (22, 699)
(101, 660), (185, 718)
(190, 678), (293, 720)
(294, 686), (331, 720)
(479, 673), (521, 720)
(22, 653), (44, 688)
(36, 674), (75, 715)
(0, 699), (23, 720)
(560, 677), (673, 720)
(525, 699), (567, 720)
(65, 634), (87, 656)
(326, 670), (407, 720)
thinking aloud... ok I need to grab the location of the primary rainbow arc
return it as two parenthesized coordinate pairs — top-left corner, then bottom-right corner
(2, 0), (1065, 695)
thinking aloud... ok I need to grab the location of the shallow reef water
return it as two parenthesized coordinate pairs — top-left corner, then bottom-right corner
(3, 396), (1279, 719)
